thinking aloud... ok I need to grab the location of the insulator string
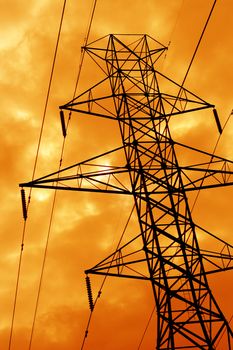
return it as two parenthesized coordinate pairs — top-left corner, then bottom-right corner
(85, 275), (94, 312)
(60, 110), (67, 137)
(213, 108), (223, 134)
(20, 188), (28, 221)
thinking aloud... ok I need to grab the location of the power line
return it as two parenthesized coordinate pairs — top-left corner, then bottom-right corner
(71, 0), (98, 104)
(28, 1), (98, 348)
(28, 191), (58, 349)
(216, 314), (233, 347)
(8, 221), (27, 350)
(166, 0), (185, 48)
(8, 2), (67, 349)
(191, 108), (233, 212)
(31, 0), (67, 183)
(137, 305), (156, 350)
(81, 204), (136, 350)
(171, 0), (218, 114)
(180, 0), (217, 91)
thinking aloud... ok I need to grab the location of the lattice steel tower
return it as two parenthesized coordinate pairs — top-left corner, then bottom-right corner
(21, 34), (233, 349)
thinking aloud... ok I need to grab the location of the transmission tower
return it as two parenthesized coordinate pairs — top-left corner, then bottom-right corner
(21, 34), (233, 349)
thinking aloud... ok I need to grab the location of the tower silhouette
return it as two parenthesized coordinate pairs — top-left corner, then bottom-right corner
(21, 34), (233, 349)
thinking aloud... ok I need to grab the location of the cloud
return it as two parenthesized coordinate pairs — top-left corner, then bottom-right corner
(1, 1), (233, 349)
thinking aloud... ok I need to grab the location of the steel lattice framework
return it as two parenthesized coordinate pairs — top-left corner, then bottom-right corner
(21, 34), (233, 349)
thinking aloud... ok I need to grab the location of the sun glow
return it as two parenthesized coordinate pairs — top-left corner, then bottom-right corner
(14, 110), (30, 121)
(34, 190), (51, 202)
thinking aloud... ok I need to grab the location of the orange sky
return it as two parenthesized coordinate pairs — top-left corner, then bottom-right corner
(1, 1), (233, 349)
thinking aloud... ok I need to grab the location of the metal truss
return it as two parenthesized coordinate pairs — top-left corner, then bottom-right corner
(21, 34), (233, 349)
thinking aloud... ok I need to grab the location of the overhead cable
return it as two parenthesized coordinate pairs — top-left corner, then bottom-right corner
(171, 0), (217, 115)
(8, 2), (67, 350)
(28, 1), (98, 349)
(80, 203), (136, 350)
